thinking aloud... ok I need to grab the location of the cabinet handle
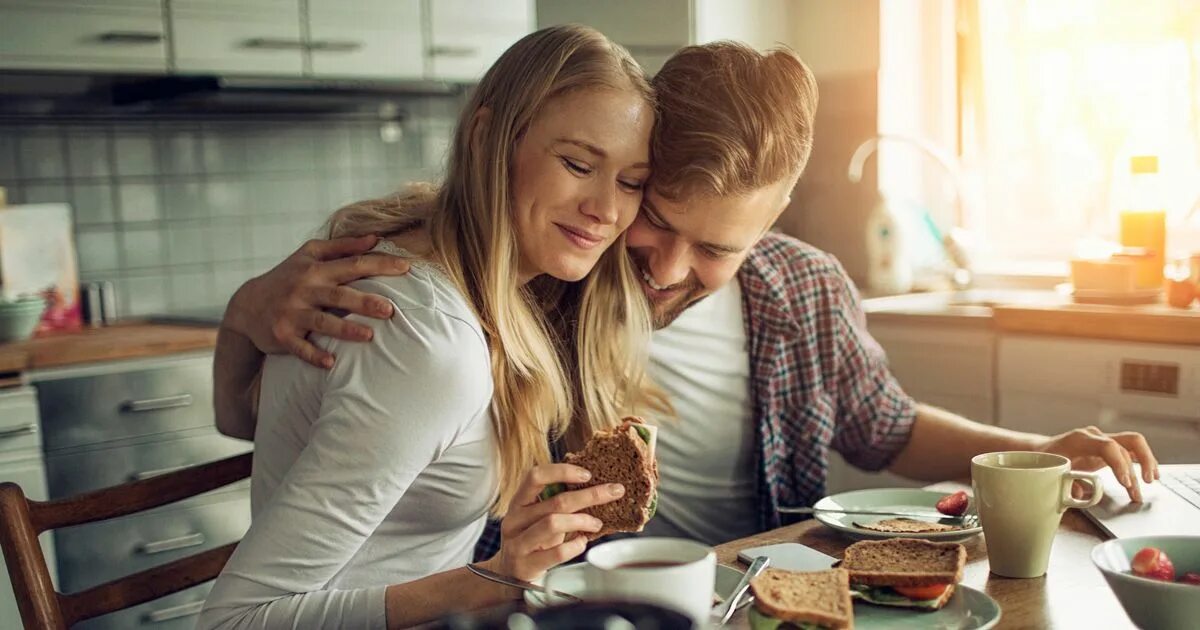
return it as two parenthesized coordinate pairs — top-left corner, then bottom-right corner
(310, 39), (363, 53)
(138, 532), (206, 555)
(122, 394), (193, 413)
(129, 464), (191, 481)
(429, 45), (479, 58)
(97, 31), (163, 45)
(144, 600), (204, 623)
(243, 37), (307, 51)
(0, 423), (37, 439)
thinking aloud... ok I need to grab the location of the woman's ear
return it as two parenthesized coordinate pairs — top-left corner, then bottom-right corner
(468, 106), (493, 152)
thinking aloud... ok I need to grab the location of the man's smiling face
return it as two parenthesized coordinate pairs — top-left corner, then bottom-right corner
(624, 177), (795, 329)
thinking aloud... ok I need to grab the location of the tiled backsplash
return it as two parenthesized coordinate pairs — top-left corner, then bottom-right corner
(0, 96), (460, 317)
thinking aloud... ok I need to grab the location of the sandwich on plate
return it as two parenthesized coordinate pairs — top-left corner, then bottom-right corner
(748, 568), (854, 630)
(541, 417), (658, 540)
(840, 538), (966, 611)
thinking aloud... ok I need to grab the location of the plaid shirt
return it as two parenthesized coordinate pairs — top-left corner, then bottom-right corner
(475, 232), (917, 559)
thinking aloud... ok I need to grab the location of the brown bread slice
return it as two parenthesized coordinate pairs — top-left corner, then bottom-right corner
(841, 538), (965, 587)
(563, 418), (657, 540)
(750, 568), (854, 630)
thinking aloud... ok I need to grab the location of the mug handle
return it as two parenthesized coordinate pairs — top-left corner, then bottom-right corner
(1059, 471), (1104, 510)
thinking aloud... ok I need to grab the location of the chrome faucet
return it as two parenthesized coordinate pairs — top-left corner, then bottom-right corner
(847, 134), (974, 290)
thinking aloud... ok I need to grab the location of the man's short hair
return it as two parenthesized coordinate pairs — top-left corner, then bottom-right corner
(650, 41), (818, 200)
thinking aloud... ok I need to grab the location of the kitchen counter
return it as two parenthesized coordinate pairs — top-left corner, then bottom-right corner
(0, 322), (218, 376)
(865, 289), (1200, 345)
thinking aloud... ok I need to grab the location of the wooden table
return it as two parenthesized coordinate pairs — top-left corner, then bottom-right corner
(715, 510), (1132, 629)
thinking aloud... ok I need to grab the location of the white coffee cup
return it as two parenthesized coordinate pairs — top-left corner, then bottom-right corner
(546, 537), (716, 626)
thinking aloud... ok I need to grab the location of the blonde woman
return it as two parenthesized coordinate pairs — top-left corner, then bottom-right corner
(198, 25), (655, 630)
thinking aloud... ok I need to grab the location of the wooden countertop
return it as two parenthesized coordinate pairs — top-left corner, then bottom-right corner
(0, 322), (217, 375)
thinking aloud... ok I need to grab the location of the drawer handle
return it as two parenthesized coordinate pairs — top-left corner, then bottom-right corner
(0, 423), (37, 439)
(129, 464), (191, 481)
(243, 37), (307, 51)
(97, 31), (164, 45)
(429, 45), (479, 58)
(310, 39), (363, 53)
(139, 532), (205, 555)
(123, 394), (193, 413)
(145, 600), (204, 623)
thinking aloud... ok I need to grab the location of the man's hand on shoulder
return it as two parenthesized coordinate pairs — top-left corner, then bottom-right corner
(224, 235), (411, 368)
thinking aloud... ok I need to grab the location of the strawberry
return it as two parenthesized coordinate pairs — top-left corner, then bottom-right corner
(1131, 547), (1175, 582)
(936, 490), (969, 516)
(1180, 572), (1200, 585)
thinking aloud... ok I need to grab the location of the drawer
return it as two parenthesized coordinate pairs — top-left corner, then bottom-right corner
(0, 386), (41, 454)
(0, 1), (167, 72)
(36, 357), (214, 452)
(171, 1), (304, 76)
(77, 580), (212, 630)
(308, 0), (424, 79)
(45, 431), (251, 499)
(55, 492), (249, 593)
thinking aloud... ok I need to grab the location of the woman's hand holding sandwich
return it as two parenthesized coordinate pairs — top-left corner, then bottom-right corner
(482, 463), (625, 582)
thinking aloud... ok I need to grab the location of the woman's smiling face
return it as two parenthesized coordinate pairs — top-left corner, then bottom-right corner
(510, 87), (653, 283)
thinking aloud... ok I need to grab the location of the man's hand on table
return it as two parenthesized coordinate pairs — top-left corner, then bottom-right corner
(224, 235), (411, 368)
(1035, 426), (1159, 503)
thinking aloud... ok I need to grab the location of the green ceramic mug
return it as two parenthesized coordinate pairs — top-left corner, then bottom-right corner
(971, 451), (1103, 578)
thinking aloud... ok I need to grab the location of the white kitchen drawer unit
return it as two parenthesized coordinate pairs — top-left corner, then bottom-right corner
(0, 386), (42, 454)
(427, 0), (534, 82)
(308, 0), (424, 79)
(0, 0), (167, 72)
(171, 0), (305, 76)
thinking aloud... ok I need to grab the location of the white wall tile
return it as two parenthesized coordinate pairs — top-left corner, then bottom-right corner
(162, 180), (208, 219)
(72, 182), (116, 225)
(168, 270), (216, 311)
(120, 274), (168, 316)
(114, 134), (158, 176)
(167, 222), (211, 265)
(159, 129), (203, 175)
(67, 132), (112, 179)
(209, 222), (247, 261)
(117, 182), (161, 222)
(22, 182), (71, 204)
(75, 229), (120, 272)
(18, 131), (67, 179)
(121, 228), (165, 268)
(205, 178), (248, 217)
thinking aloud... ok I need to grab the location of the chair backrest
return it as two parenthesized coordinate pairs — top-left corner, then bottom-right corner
(0, 452), (251, 629)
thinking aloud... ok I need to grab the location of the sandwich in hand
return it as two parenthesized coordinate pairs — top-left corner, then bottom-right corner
(748, 568), (854, 630)
(840, 538), (966, 611)
(540, 417), (659, 540)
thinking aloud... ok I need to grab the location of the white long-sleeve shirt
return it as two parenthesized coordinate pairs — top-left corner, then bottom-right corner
(198, 261), (497, 630)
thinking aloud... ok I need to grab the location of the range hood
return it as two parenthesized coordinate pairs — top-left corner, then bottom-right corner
(0, 72), (462, 119)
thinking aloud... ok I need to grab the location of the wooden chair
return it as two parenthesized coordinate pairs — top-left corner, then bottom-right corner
(0, 452), (251, 629)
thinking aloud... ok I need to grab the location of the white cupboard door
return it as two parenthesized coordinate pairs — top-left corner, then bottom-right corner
(0, 454), (57, 628)
(171, 0), (305, 76)
(536, 0), (691, 74)
(308, 0), (424, 79)
(427, 0), (533, 82)
(0, 0), (167, 72)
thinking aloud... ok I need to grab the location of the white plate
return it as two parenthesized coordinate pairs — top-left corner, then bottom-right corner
(814, 488), (982, 542)
(854, 584), (1001, 629)
(524, 562), (748, 609)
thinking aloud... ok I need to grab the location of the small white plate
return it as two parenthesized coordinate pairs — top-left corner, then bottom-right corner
(854, 584), (1001, 629)
(814, 488), (982, 542)
(524, 562), (748, 609)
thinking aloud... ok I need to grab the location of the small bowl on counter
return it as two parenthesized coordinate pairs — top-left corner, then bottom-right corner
(1092, 535), (1200, 630)
(0, 295), (46, 342)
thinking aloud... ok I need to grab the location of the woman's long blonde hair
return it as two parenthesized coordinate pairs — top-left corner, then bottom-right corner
(325, 25), (655, 515)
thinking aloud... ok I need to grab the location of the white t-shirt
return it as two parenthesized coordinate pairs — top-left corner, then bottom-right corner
(198, 260), (497, 630)
(642, 281), (760, 545)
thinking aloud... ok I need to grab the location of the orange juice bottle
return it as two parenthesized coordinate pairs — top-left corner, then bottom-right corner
(1118, 155), (1166, 289)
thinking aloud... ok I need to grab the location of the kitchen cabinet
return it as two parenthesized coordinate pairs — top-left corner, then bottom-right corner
(426, 0), (535, 82)
(998, 334), (1200, 465)
(170, 0), (306, 76)
(30, 352), (251, 630)
(0, 0), (167, 72)
(0, 387), (57, 630)
(308, 0), (424, 79)
(537, 0), (794, 74)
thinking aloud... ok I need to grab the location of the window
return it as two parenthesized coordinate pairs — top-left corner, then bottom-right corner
(960, 0), (1200, 270)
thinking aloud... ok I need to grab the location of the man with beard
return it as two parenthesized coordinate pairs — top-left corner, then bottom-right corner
(214, 42), (1158, 549)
